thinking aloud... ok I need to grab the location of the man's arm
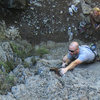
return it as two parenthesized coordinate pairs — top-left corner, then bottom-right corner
(60, 59), (82, 75)
(62, 55), (71, 67)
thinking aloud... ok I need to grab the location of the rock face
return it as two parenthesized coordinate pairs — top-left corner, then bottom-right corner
(0, 40), (100, 100)
(0, 0), (100, 99)
(1, 42), (14, 61)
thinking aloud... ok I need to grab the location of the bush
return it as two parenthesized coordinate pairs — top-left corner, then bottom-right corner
(0, 70), (16, 94)
(10, 42), (26, 60)
(23, 61), (30, 68)
(0, 60), (17, 73)
(0, 61), (9, 72)
(10, 42), (36, 60)
(35, 47), (49, 57)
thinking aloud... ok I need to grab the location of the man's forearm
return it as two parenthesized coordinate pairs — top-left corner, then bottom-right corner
(65, 61), (78, 71)
(62, 57), (70, 67)
(65, 59), (82, 71)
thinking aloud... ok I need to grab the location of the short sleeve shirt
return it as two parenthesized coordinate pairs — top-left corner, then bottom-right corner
(67, 45), (95, 63)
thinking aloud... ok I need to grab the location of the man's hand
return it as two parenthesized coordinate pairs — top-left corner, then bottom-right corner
(60, 59), (82, 76)
(62, 62), (67, 67)
(62, 55), (70, 67)
(59, 68), (68, 75)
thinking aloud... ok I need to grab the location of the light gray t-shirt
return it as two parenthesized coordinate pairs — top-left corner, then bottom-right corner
(67, 45), (95, 63)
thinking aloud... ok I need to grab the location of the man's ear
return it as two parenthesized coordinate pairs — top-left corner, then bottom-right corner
(76, 48), (79, 52)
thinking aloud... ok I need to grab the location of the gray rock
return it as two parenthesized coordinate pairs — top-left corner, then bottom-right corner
(24, 56), (34, 66)
(40, 59), (62, 67)
(11, 84), (30, 100)
(1, 42), (14, 61)
(0, 46), (7, 62)
(81, 0), (92, 14)
(0, 94), (16, 100)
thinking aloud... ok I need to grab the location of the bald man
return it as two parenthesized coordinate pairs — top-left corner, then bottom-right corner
(60, 41), (96, 75)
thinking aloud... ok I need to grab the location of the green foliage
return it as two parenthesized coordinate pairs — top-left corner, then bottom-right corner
(23, 62), (30, 68)
(0, 70), (16, 94)
(0, 60), (17, 73)
(26, 48), (36, 57)
(10, 41), (49, 61)
(35, 47), (49, 57)
(6, 60), (17, 72)
(10, 42), (26, 59)
(0, 61), (10, 72)
(0, 34), (6, 41)
(10, 42), (36, 60)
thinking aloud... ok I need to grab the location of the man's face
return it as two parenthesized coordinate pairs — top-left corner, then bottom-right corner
(93, 11), (98, 17)
(68, 47), (78, 55)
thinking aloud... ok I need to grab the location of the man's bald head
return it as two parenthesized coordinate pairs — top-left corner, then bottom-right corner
(69, 41), (79, 50)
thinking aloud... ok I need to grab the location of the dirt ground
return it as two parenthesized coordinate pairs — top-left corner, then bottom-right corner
(0, 0), (100, 44)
